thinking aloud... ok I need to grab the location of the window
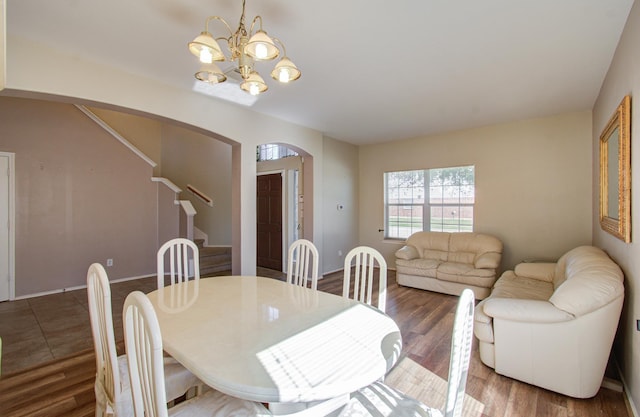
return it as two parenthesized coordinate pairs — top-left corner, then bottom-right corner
(257, 144), (298, 162)
(384, 165), (475, 239)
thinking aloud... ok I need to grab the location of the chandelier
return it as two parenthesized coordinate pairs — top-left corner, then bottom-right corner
(188, 0), (301, 96)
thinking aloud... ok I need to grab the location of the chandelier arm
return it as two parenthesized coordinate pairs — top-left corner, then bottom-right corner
(212, 36), (232, 60)
(272, 38), (286, 56)
(249, 15), (264, 35)
(205, 15), (234, 37)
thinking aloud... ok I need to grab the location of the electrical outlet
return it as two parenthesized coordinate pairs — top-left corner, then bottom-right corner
(338, 250), (343, 256)
(106, 258), (113, 267)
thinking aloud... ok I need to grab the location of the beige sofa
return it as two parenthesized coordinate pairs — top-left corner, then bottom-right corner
(473, 245), (624, 398)
(394, 231), (503, 300)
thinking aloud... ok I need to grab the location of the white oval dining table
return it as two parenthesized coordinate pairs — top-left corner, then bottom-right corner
(146, 276), (402, 416)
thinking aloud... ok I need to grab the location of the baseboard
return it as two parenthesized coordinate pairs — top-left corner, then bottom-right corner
(602, 377), (624, 392)
(614, 357), (639, 417)
(321, 265), (395, 278)
(321, 267), (343, 276)
(110, 274), (156, 284)
(13, 273), (155, 300)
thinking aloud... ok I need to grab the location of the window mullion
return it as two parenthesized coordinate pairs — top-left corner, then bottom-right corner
(424, 169), (430, 232)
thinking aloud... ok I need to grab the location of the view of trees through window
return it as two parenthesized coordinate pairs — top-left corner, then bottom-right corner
(256, 144), (298, 161)
(384, 165), (475, 239)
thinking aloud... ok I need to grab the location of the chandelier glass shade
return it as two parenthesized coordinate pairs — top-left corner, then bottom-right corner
(188, 0), (301, 96)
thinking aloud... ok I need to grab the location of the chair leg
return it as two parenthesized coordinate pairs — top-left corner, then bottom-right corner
(94, 389), (108, 417)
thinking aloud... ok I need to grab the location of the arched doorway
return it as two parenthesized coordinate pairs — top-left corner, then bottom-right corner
(256, 143), (312, 273)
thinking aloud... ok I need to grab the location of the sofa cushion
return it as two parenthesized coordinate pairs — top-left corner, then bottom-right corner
(406, 231), (450, 260)
(449, 233), (503, 268)
(395, 258), (440, 278)
(475, 252), (503, 269)
(436, 262), (497, 288)
(395, 245), (419, 260)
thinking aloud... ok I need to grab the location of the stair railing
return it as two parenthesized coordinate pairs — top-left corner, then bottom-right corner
(178, 200), (196, 241)
(152, 177), (197, 243)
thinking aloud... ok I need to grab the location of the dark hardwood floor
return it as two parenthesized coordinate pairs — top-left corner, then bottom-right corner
(0, 269), (631, 417)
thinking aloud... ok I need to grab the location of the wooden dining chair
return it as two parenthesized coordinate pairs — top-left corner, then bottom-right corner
(123, 290), (272, 417)
(87, 263), (200, 417)
(286, 239), (319, 290)
(157, 238), (200, 289)
(342, 246), (387, 312)
(338, 289), (475, 417)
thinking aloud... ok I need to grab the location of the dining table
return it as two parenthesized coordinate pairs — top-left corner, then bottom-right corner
(146, 275), (402, 416)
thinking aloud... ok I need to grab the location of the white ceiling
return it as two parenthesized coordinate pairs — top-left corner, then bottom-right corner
(6, 0), (635, 145)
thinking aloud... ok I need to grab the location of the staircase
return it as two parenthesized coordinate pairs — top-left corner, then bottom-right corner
(195, 239), (232, 276)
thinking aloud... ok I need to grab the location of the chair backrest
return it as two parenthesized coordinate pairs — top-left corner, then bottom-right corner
(123, 291), (169, 417)
(157, 238), (200, 289)
(342, 246), (387, 312)
(443, 288), (475, 417)
(286, 239), (319, 290)
(87, 263), (121, 405)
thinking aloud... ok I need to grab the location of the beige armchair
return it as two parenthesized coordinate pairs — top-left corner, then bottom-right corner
(473, 246), (624, 398)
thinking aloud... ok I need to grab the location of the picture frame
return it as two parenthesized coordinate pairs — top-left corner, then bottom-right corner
(599, 95), (631, 242)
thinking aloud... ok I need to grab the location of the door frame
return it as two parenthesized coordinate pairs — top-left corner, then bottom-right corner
(257, 170), (287, 270)
(0, 152), (15, 301)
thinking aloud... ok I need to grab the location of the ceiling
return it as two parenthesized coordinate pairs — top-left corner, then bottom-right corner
(6, 0), (635, 145)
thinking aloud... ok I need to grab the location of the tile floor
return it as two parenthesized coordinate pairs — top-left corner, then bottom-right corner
(0, 276), (158, 375)
(0, 268), (287, 376)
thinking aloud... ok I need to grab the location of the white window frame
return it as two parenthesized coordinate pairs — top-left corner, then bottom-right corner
(384, 165), (475, 240)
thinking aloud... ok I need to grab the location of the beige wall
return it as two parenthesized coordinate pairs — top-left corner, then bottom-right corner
(88, 107), (163, 176)
(0, 97), (158, 296)
(323, 137), (359, 273)
(359, 111), (593, 272)
(161, 124), (232, 245)
(84, 107), (234, 246)
(592, 1), (640, 412)
(3, 34), (325, 275)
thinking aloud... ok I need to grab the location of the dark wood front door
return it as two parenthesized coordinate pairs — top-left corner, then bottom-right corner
(257, 173), (283, 270)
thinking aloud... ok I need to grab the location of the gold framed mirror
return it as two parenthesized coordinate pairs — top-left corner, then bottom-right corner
(599, 95), (631, 242)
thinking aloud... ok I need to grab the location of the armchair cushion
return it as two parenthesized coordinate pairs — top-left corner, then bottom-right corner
(550, 270), (624, 316)
(482, 298), (574, 323)
(513, 262), (556, 282)
(491, 271), (554, 300)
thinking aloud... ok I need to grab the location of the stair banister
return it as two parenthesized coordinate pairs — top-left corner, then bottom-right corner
(178, 200), (196, 241)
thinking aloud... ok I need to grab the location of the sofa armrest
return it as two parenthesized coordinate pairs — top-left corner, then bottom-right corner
(475, 252), (501, 269)
(483, 298), (574, 323)
(395, 245), (419, 261)
(513, 262), (556, 282)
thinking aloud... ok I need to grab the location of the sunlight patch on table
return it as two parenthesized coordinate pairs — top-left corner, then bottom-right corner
(257, 304), (398, 402)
